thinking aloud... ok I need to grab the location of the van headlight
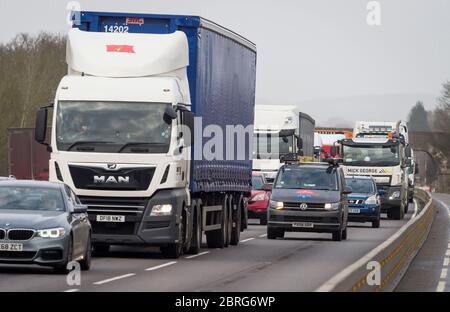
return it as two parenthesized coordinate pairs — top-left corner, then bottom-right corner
(270, 200), (284, 210)
(36, 227), (66, 238)
(365, 195), (378, 205)
(150, 204), (173, 216)
(324, 203), (340, 211)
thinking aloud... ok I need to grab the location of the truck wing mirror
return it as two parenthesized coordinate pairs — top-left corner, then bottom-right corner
(35, 104), (53, 150)
(279, 129), (295, 137)
(163, 106), (177, 124)
(330, 146), (337, 157)
(414, 163), (419, 174)
(405, 145), (412, 158)
(182, 110), (195, 146)
(296, 137), (303, 150)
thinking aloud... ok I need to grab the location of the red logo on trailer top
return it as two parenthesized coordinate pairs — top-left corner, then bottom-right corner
(126, 18), (144, 25)
(106, 45), (135, 53)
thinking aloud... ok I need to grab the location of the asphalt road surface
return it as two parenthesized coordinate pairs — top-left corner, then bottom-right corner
(396, 193), (450, 292)
(0, 204), (416, 292)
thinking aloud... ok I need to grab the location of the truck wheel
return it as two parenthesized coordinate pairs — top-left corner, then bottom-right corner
(230, 197), (241, 246)
(332, 230), (342, 241)
(93, 244), (110, 255)
(187, 205), (201, 255)
(260, 214), (268, 225)
(206, 196), (227, 248)
(387, 205), (403, 220)
(224, 195), (232, 247)
(267, 227), (284, 239)
(240, 196), (248, 231)
(161, 221), (184, 259)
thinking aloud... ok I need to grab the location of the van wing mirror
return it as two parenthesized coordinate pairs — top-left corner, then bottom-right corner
(343, 186), (352, 195)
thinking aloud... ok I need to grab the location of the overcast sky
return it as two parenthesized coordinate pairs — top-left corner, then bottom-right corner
(0, 0), (449, 125)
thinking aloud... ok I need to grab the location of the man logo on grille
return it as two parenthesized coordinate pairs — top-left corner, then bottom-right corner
(107, 164), (117, 170)
(300, 203), (308, 211)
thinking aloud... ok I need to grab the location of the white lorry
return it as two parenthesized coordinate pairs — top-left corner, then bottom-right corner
(339, 121), (412, 220)
(34, 12), (257, 258)
(252, 105), (315, 183)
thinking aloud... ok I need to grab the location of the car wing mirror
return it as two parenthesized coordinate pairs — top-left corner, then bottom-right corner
(73, 205), (88, 214)
(343, 186), (352, 195)
(262, 183), (273, 191)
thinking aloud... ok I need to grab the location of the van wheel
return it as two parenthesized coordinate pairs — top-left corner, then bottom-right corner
(332, 230), (342, 241)
(267, 227), (284, 239)
(342, 227), (347, 240)
(260, 214), (268, 225)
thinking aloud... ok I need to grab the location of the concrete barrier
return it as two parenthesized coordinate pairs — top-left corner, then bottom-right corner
(316, 189), (434, 292)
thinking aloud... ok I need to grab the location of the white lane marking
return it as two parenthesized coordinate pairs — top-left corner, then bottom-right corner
(412, 199), (419, 218)
(440, 268), (448, 279)
(145, 261), (177, 271)
(446, 250), (450, 257)
(185, 251), (209, 259)
(64, 289), (80, 292)
(444, 258), (450, 267)
(437, 281), (446, 292)
(259, 234), (267, 238)
(240, 237), (255, 243)
(94, 273), (136, 285)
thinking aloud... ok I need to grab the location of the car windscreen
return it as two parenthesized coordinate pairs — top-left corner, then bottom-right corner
(345, 178), (375, 194)
(252, 176), (265, 190)
(0, 186), (65, 211)
(274, 167), (338, 191)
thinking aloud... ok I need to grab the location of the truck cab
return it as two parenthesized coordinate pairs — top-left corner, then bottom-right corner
(340, 121), (411, 220)
(252, 105), (314, 183)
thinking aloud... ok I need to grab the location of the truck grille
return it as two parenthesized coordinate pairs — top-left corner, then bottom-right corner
(69, 165), (155, 191)
(78, 196), (148, 236)
(7, 229), (35, 241)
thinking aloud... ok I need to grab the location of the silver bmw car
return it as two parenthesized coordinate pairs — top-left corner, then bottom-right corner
(0, 180), (92, 273)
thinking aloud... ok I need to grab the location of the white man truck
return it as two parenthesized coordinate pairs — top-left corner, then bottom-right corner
(252, 105), (315, 183)
(339, 121), (412, 220)
(34, 12), (257, 258)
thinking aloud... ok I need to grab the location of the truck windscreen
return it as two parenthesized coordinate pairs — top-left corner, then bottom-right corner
(342, 144), (400, 166)
(253, 134), (294, 159)
(56, 101), (172, 153)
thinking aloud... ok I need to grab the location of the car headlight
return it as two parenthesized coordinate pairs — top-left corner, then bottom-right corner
(150, 204), (173, 216)
(37, 227), (66, 238)
(324, 202), (340, 211)
(389, 191), (400, 200)
(365, 195), (378, 205)
(252, 193), (266, 201)
(270, 200), (284, 210)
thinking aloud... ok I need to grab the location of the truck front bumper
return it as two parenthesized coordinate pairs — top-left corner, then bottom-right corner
(268, 208), (342, 233)
(89, 189), (187, 247)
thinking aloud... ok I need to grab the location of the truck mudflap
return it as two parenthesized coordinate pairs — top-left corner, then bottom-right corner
(85, 188), (188, 246)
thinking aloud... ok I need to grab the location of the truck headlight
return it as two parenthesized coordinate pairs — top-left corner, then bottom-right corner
(324, 203), (340, 211)
(36, 227), (66, 238)
(270, 200), (284, 210)
(150, 204), (173, 216)
(365, 195), (378, 205)
(252, 193), (266, 201)
(389, 191), (400, 200)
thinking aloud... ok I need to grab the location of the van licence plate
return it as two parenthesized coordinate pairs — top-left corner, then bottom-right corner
(292, 222), (314, 228)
